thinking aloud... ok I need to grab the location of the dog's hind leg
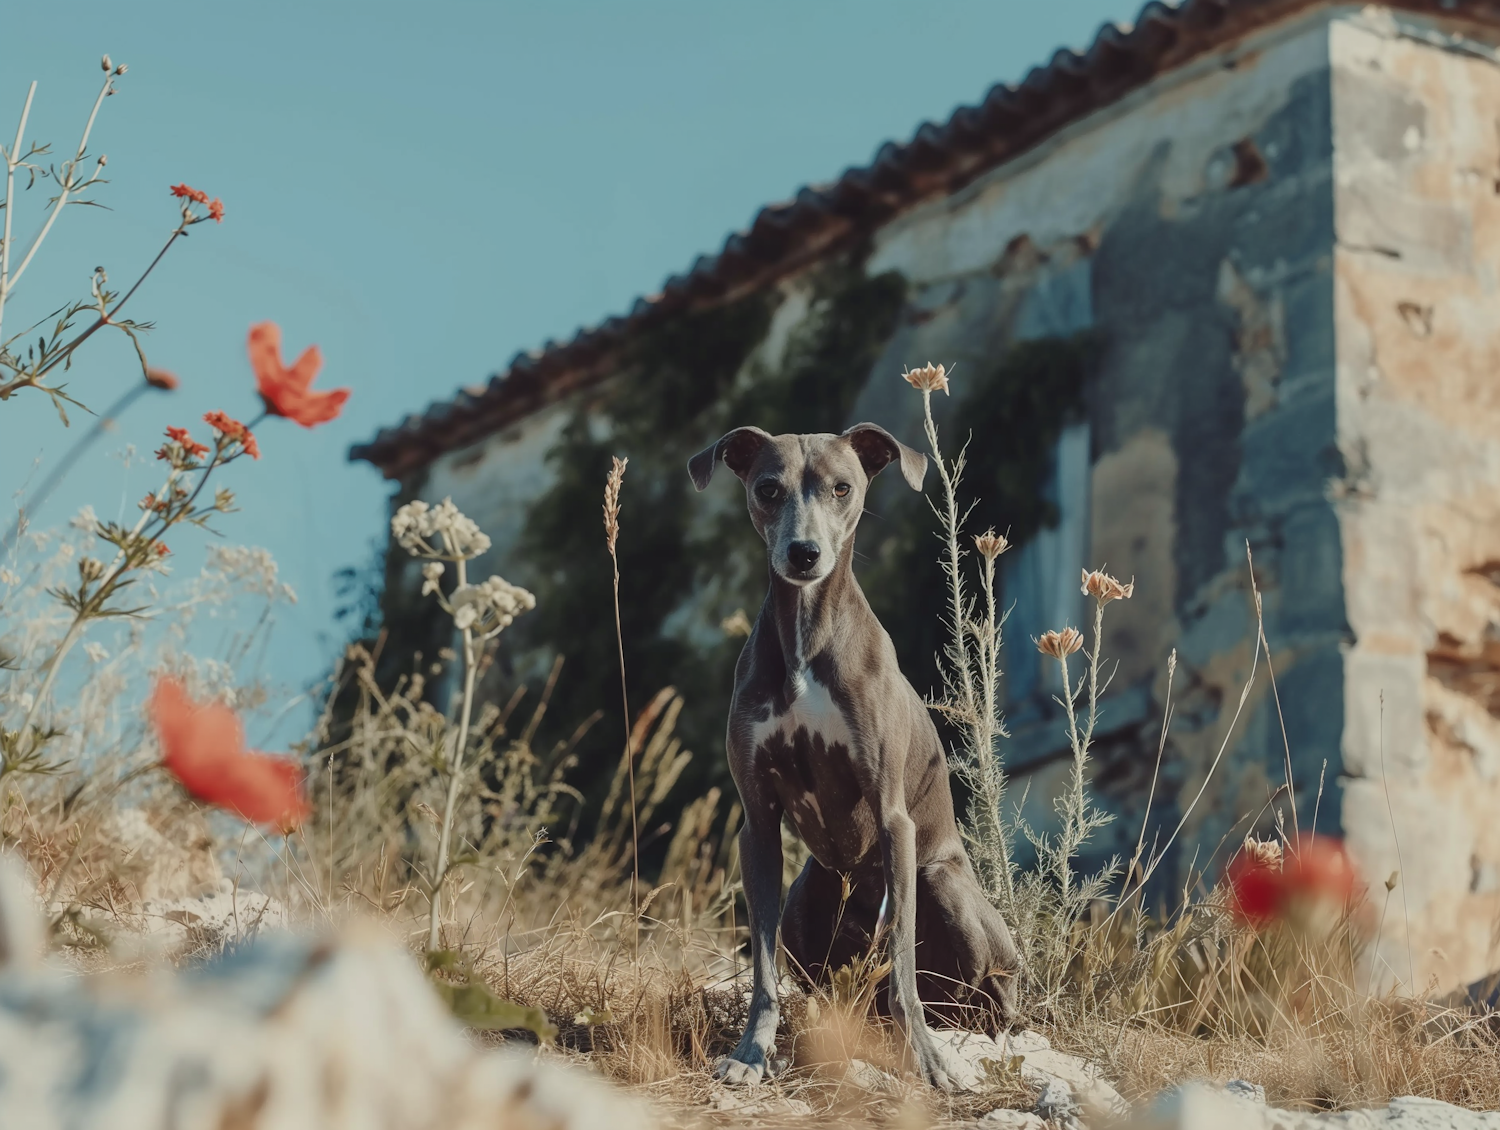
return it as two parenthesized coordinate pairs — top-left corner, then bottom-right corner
(915, 856), (1021, 1034)
(782, 856), (880, 988)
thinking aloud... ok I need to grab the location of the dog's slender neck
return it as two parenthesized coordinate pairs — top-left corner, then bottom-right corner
(766, 538), (858, 698)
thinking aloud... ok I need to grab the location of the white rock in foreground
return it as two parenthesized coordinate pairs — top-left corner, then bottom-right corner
(980, 1109), (1047, 1128)
(0, 858), (647, 1130)
(930, 1027), (1130, 1120)
(1127, 1082), (1500, 1130)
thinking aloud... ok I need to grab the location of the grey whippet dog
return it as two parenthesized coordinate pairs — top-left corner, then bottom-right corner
(688, 421), (1020, 1089)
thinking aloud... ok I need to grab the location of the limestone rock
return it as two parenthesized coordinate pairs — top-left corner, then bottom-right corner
(709, 1086), (813, 1117)
(1126, 1082), (1500, 1130)
(1226, 1079), (1267, 1104)
(980, 1109), (1048, 1128)
(0, 858), (649, 1130)
(138, 880), (286, 950)
(928, 1028), (1129, 1120)
(104, 806), (222, 902)
(1035, 1076), (1085, 1129)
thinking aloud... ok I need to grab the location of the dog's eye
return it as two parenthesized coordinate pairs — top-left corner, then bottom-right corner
(755, 482), (782, 503)
(833, 483), (851, 499)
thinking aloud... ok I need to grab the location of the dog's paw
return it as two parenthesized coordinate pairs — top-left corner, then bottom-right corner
(915, 1039), (974, 1092)
(922, 1061), (957, 1092)
(714, 1052), (768, 1086)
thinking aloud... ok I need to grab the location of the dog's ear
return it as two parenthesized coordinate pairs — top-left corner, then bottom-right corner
(687, 426), (774, 492)
(843, 423), (927, 491)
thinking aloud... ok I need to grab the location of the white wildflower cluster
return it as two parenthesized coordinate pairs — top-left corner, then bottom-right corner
(424, 564), (535, 636)
(69, 505), (99, 532)
(449, 575), (536, 632)
(391, 498), (491, 561)
(396, 500), (534, 636)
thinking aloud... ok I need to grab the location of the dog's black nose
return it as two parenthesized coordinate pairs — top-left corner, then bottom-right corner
(787, 541), (821, 572)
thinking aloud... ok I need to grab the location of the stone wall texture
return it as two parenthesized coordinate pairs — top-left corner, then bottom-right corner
(1331, 12), (1500, 993)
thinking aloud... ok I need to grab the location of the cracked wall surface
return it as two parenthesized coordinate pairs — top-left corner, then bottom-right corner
(868, 12), (1345, 882)
(1332, 11), (1500, 993)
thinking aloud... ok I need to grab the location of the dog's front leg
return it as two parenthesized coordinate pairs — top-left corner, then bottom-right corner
(716, 807), (784, 1084)
(880, 809), (962, 1090)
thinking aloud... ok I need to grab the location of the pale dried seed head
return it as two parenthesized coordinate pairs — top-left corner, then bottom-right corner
(1082, 567), (1134, 604)
(1242, 836), (1284, 871)
(901, 362), (950, 394)
(1035, 627), (1084, 659)
(603, 456), (627, 556)
(974, 529), (1010, 561)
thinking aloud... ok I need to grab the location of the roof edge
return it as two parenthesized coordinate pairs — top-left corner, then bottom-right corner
(351, 0), (1487, 480)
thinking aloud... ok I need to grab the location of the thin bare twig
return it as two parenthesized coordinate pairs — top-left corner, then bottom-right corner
(0, 81), (38, 349)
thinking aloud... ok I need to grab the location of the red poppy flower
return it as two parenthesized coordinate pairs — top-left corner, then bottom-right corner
(170, 183), (209, 205)
(150, 676), (309, 830)
(203, 410), (260, 460)
(163, 426), (209, 459)
(247, 322), (349, 428)
(1226, 847), (1285, 927)
(207, 198), (224, 223)
(1284, 835), (1358, 906)
(1225, 834), (1358, 929)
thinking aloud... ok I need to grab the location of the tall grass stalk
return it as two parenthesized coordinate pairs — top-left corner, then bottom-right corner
(603, 456), (640, 948)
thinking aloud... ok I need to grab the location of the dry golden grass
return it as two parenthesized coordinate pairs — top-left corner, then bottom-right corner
(6, 381), (1500, 1127)
(5, 632), (1500, 1127)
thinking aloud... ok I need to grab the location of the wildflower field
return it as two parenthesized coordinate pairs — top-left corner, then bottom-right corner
(4, 56), (1500, 1130)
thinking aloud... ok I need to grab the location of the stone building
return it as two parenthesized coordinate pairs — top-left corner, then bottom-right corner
(353, 0), (1500, 995)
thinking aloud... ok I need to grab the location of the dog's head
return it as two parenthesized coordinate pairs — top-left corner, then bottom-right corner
(687, 424), (927, 586)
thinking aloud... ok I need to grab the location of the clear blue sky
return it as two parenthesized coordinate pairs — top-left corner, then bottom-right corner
(0, 0), (1144, 736)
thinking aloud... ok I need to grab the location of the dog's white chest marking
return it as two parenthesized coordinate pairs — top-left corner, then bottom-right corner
(749, 676), (854, 767)
(749, 674), (861, 848)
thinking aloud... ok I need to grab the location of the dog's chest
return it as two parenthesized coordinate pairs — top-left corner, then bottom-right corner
(749, 675), (874, 868)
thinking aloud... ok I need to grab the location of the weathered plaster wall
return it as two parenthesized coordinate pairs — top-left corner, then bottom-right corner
(1331, 10), (1500, 993)
(865, 14), (1341, 881)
